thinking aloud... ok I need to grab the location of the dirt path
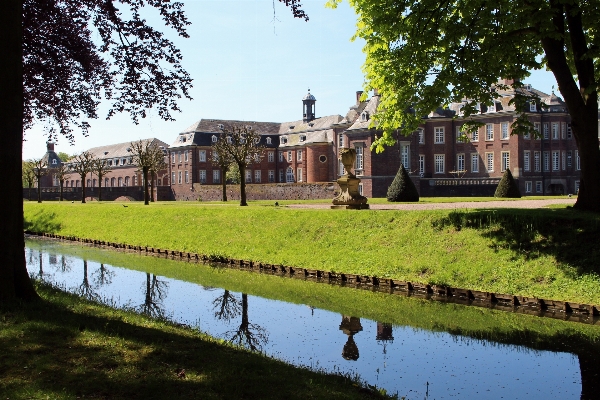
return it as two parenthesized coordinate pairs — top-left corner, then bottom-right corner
(287, 198), (577, 210)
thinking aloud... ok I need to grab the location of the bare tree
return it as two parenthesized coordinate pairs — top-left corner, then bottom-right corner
(211, 143), (235, 202)
(91, 158), (112, 202)
(138, 273), (169, 318)
(225, 293), (268, 351)
(69, 151), (95, 203)
(212, 290), (241, 322)
(22, 160), (36, 201)
(54, 163), (71, 201)
(148, 146), (167, 202)
(212, 126), (265, 206)
(31, 158), (47, 203)
(131, 140), (163, 205)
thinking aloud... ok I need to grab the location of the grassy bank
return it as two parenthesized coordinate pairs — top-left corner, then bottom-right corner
(23, 201), (600, 304)
(0, 282), (391, 399)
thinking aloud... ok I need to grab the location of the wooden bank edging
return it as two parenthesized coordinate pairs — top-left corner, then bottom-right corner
(26, 231), (600, 325)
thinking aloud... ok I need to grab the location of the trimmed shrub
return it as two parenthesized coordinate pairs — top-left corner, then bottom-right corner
(494, 169), (521, 198)
(387, 164), (419, 202)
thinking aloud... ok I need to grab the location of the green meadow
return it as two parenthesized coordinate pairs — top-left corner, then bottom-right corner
(23, 200), (600, 305)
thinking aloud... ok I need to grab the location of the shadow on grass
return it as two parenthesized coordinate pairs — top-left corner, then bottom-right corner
(431, 208), (600, 277)
(0, 284), (386, 400)
(24, 210), (62, 234)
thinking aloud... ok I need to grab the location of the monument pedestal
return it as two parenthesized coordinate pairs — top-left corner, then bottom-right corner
(331, 175), (369, 210)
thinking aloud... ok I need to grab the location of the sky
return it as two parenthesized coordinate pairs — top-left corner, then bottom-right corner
(22, 0), (560, 160)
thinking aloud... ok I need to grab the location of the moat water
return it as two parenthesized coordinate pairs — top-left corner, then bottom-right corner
(26, 237), (598, 399)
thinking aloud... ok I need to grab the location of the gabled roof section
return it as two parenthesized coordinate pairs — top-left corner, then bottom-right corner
(278, 114), (342, 134)
(86, 138), (168, 159)
(347, 95), (380, 131)
(172, 119), (282, 149)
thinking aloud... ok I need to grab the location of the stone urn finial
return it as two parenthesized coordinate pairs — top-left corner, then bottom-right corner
(339, 148), (356, 178)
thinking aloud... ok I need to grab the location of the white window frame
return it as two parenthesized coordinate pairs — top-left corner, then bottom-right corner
(355, 146), (364, 171)
(198, 170), (206, 184)
(254, 170), (261, 183)
(524, 151), (530, 172)
(434, 154), (445, 174)
(471, 129), (479, 142)
(501, 122), (509, 140)
(297, 149), (303, 161)
(185, 170), (189, 183)
(576, 150), (581, 170)
(213, 170), (220, 184)
(278, 151), (283, 162)
(543, 123), (549, 139)
(471, 153), (479, 173)
(562, 151), (566, 170)
(400, 144), (409, 169)
(184, 151), (189, 162)
(198, 150), (206, 162)
(287, 151), (293, 162)
(552, 151), (559, 171)
(434, 127), (445, 144)
(552, 123), (559, 140)
(456, 126), (466, 143)
(501, 151), (510, 172)
(286, 167), (294, 182)
(543, 151), (550, 171)
(534, 151), (541, 172)
(419, 155), (425, 177)
(268, 151), (274, 163)
(297, 168), (303, 182)
(530, 102), (537, 112)
(268, 170), (275, 183)
(457, 153), (465, 172)
(534, 122), (541, 139)
(567, 151), (572, 168)
(486, 152), (494, 173)
(245, 170), (252, 183)
(178, 171), (182, 184)
(536, 181), (543, 193)
(485, 124), (494, 141)
(418, 128), (425, 144)
(338, 134), (344, 148)
(171, 172), (176, 185)
(525, 181), (532, 193)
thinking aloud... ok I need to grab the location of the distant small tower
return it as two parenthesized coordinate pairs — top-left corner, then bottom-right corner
(302, 89), (316, 122)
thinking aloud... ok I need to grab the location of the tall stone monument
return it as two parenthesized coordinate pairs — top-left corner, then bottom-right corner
(332, 148), (369, 209)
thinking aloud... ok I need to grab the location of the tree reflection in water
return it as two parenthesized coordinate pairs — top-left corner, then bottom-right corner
(224, 293), (268, 352)
(92, 263), (115, 288)
(138, 273), (169, 318)
(73, 260), (99, 301)
(55, 255), (72, 273)
(212, 289), (241, 322)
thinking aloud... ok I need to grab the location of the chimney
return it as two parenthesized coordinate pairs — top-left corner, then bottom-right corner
(355, 91), (363, 105)
(47, 142), (55, 152)
(373, 88), (379, 96)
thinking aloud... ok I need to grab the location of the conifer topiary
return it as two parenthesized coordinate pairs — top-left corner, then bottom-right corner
(494, 168), (521, 198)
(387, 164), (419, 202)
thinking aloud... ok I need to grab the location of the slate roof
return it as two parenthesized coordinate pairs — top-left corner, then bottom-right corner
(346, 95), (380, 131)
(41, 145), (62, 168)
(85, 138), (169, 160)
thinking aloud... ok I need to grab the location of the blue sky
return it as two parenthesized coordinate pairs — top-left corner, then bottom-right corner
(23, 0), (559, 160)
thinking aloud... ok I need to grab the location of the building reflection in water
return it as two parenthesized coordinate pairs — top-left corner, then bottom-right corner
(339, 316), (363, 361)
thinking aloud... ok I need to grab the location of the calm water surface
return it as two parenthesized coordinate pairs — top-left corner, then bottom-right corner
(26, 238), (588, 400)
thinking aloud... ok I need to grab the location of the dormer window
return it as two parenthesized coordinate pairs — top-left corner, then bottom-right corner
(266, 137), (272, 144)
(361, 111), (369, 121)
(529, 101), (537, 112)
(104, 151), (109, 155)
(246, 126), (253, 130)
(299, 135), (306, 142)
(126, 147), (131, 152)
(288, 125), (295, 130)
(217, 124), (224, 130)
(524, 84), (532, 91)
(487, 103), (495, 113)
(211, 135), (217, 143)
(281, 136), (288, 144)
(52, 159), (57, 165)
(226, 136), (232, 144)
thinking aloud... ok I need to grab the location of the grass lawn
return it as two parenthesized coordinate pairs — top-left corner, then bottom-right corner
(0, 282), (391, 400)
(23, 199), (600, 305)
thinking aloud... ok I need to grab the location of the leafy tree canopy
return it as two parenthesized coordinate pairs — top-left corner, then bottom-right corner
(328, 0), (599, 211)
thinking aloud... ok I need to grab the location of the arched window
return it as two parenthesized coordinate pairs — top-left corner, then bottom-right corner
(286, 167), (294, 183)
(266, 137), (272, 144)
(111, 177), (116, 187)
(104, 178), (109, 187)
(92, 179), (97, 187)
(118, 177), (123, 187)
(76, 180), (80, 187)
(86, 179), (91, 187)
(52, 159), (57, 165)
(124, 176), (130, 186)
(211, 135), (218, 143)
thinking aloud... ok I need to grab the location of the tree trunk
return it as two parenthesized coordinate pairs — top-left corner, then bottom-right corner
(81, 175), (86, 203)
(37, 175), (42, 203)
(28, 184), (32, 201)
(0, 0), (38, 301)
(239, 163), (247, 206)
(572, 113), (600, 212)
(150, 171), (155, 202)
(578, 351), (600, 399)
(143, 166), (149, 205)
(59, 181), (64, 201)
(98, 178), (102, 201)
(221, 166), (228, 201)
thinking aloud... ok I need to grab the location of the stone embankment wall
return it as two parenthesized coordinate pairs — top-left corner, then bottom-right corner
(172, 182), (337, 201)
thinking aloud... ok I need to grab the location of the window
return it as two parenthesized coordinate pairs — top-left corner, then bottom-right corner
(501, 122), (509, 140)
(457, 154), (465, 172)
(118, 177), (123, 187)
(268, 170), (275, 183)
(524, 151), (530, 172)
(552, 123), (559, 139)
(501, 151), (510, 172)
(525, 181), (532, 193)
(185, 170), (189, 183)
(339, 160), (345, 176)
(287, 151), (293, 162)
(87, 179), (91, 187)
(217, 123), (224, 130)
(254, 170), (261, 183)
(52, 159), (57, 165)
(543, 123), (549, 139)
(358, 183), (364, 196)
(575, 181), (580, 194)
(245, 170), (252, 183)
(456, 126), (466, 143)
(561, 122), (566, 139)
(134, 176), (138, 186)
(278, 152), (283, 162)
(299, 135), (306, 142)
(211, 135), (217, 143)
(485, 124), (494, 141)
(471, 153), (479, 173)
(562, 151), (566, 170)
(297, 149), (303, 161)
(576, 150), (581, 170)
(536, 181), (543, 193)
(199, 150), (206, 162)
(471, 128), (479, 142)
(266, 137), (272, 145)
(530, 101), (537, 112)
(567, 151), (572, 167)
(171, 172), (175, 185)
(124, 177), (129, 186)
(213, 170), (220, 183)
(418, 128), (425, 144)
(197, 170), (205, 183)
(268, 151), (274, 162)
(171, 153), (175, 164)
(355, 146), (364, 171)
(400, 144), (409, 169)
(567, 123), (572, 139)
(488, 103), (496, 113)
(434, 127), (445, 143)
(286, 167), (294, 182)
(534, 151), (541, 172)
(178, 171), (182, 184)
(227, 136), (232, 144)
(543, 151), (550, 171)
(281, 136), (288, 144)
(338, 134), (344, 147)
(279, 169), (284, 183)
(434, 154), (445, 173)
(212, 152), (219, 162)
(486, 153), (494, 172)
(297, 168), (303, 182)
(552, 151), (559, 171)
(121, 158), (126, 165)
(419, 155), (425, 176)
(184, 151), (189, 162)
(524, 129), (530, 140)
(534, 122), (540, 139)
